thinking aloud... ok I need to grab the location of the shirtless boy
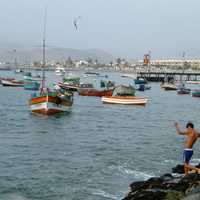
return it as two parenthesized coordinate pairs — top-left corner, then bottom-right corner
(175, 122), (200, 174)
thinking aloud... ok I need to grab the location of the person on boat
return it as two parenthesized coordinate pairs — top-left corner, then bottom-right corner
(175, 122), (200, 174)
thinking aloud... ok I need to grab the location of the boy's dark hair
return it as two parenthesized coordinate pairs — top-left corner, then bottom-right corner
(186, 122), (194, 129)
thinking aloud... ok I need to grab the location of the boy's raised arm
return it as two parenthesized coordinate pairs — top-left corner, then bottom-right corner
(174, 122), (187, 135)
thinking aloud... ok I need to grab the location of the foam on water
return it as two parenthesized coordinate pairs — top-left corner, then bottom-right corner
(1, 72), (200, 199)
(0, 193), (30, 200)
(109, 165), (154, 180)
(191, 158), (200, 165)
(163, 159), (176, 164)
(91, 189), (120, 200)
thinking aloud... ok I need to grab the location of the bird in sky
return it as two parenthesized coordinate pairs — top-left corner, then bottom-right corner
(73, 16), (82, 30)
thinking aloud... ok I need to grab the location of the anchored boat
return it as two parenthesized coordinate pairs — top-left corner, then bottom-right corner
(77, 83), (113, 97)
(29, 13), (73, 115)
(192, 90), (200, 97)
(1, 79), (24, 87)
(29, 90), (73, 115)
(177, 84), (190, 95)
(161, 82), (177, 90)
(101, 85), (148, 105)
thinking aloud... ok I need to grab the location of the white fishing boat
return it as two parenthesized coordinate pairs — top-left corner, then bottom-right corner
(55, 65), (65, 76)
(102, 96), (148, 105)
(15, 69), (24, 73)
(1, 79), (24, 87)
(121, 74), (136, 79)
(101, 85), (148, 105)
(161, 82), (177, 90)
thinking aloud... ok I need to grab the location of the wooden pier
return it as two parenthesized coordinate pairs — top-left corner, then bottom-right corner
(137, 71), (200, 82)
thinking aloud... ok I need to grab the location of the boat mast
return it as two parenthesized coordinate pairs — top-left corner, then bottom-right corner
(181, 51), (185, 82)
(148, 50), (151, 72)
(41, 7), (47, 90)
(13, 49), (17, 69)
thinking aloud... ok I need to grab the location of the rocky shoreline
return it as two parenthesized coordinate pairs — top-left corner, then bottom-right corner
(122, 164), (200, 200)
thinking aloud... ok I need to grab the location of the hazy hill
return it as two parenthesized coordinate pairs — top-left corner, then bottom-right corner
(0, 46), (113, 64)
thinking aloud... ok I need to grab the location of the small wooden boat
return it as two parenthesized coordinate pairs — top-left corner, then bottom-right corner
(29, 91), (73, 115)
(101, 85), (148, 105)
(55, 64), (65, 76)
(79, 88), (113, 97)
(63, 76), (80, 85)
(177, 84), (190, 94)
(29, 19), (73, 115)
(15, 69), (24, 73)
(192, 90), (200, 97)
(1, 79), (24, 87)
(56, 82), (79, 91)
(121, 74), (136, 79)
(177, 88), (191, 95)
(161, 83), (177, 90)
(78, 83), (113, 97)
(56, 75), (80, 91)
(102, 96), (148, 105)
(186, 81), (200, 84)
(0, 77), (15, 84)
(84, 71), (100, 76)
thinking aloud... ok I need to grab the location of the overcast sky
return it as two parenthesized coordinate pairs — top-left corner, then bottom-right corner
(0, 0), (200, 59)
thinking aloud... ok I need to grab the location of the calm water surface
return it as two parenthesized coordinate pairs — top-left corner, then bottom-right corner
(0, 70), (200, 200)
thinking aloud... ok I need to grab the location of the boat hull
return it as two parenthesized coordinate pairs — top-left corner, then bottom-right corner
(101, 96), (148, 105)
(134, 79), (147, 84)
(186, 81), (200, 84)
(161, 83), (177, 90)
(57, 82), (79, 91)
(78, 89), (113, 97)
(29, 95), (73, 115)
(177, 89), (191, 95)
(192, 90), (200, 97)
(1, 80), (24, 87)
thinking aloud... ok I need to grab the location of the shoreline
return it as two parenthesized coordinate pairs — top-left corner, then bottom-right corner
(122, 164), (200, 200)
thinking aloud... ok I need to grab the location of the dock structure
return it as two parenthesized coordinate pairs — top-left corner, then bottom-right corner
(137, 71), (200, 82)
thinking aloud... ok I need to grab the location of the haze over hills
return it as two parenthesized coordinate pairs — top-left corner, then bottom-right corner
(0, 43), (114, 64)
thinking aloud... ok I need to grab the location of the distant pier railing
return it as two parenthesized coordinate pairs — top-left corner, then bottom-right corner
(137, 71), (200, 82)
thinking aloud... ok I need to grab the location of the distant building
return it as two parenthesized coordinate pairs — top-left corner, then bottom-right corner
(138, 59), (200, 66)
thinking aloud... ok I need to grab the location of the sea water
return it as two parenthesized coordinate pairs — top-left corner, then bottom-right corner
(0, 70), (200, 200)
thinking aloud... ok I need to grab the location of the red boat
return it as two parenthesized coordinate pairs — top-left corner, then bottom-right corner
(78, 88), (113, 97)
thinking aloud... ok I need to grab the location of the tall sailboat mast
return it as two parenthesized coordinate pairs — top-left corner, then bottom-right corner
(181, 51), (186, 82)
(41, 7), (47, 90)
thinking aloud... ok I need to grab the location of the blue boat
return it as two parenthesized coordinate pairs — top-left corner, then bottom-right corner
(177, 84), (191, 94)
(136, 84), (151, 91)
(24, 81), (40, 91)
(24, 72), (42, 81)
(177, 88), (191, 94)
(192, 90), (200, 97)
(134, 78), (147, 85)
